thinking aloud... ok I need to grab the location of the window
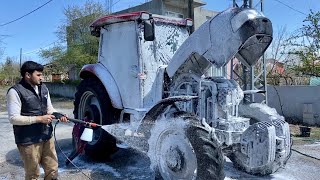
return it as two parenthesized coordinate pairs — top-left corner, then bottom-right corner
(165, 11), (184, 18)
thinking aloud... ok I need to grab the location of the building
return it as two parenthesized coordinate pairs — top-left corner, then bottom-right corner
(266, 59), (285, 75)
(114, 0), (218, 30)
(66, 0), (222, 78)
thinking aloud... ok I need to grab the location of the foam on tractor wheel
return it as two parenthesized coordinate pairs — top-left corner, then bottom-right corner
(228, 121), (280, 175)
(148, 115), (225, 180)
(238, 103), (292, 174)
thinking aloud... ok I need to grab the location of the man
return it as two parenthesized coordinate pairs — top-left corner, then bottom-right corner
(6, 61), (68, 180)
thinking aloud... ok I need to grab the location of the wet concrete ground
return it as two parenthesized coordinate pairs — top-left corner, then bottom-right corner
(0, 100), (320, 180)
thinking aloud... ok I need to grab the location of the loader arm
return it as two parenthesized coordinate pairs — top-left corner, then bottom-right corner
(166, 8), (272, 79)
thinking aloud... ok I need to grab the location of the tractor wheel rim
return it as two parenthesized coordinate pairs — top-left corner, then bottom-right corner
(156, 130), (197, 179)
(165, 147), (184, 171)
(79, 91), (103, 145)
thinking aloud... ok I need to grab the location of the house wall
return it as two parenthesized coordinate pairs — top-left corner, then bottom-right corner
(114, 0), (218, 30)
(194, 7), (218, 29)
(256, 85), (320, 126)
(115, 0), (163, 15)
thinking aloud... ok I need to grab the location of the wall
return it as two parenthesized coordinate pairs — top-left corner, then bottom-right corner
(44, 82), (77, 99)
(194, 7), (218, 29)
(114, 0), (218, 31)
(256, 85), (320, 126)
(114, 0), (163, 15)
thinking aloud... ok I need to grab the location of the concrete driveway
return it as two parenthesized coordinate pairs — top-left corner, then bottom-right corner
(0, 104), (320, 179)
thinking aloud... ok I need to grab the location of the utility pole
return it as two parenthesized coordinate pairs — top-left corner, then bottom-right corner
(249, 0), (253, 8)
(188, 0), (194, 32)
(230, 0), (267, 104)
(20, 48), (22, 68)
(261, 0), (267, 104)
(230, 0), (237, 80)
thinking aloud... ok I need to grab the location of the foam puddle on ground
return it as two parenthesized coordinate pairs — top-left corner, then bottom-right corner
(39, 157), (121, 178)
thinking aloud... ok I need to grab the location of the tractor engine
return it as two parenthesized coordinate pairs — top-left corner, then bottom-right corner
(165, 6), (291, 175)
(199, 77), (249, 146)
(171, 75), (291, 175)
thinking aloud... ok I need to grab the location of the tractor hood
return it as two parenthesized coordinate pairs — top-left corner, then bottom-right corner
(166, 7), (272, 78)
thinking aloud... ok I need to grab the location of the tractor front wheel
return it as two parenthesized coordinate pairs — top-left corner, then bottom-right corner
(148, 115), (224, 180)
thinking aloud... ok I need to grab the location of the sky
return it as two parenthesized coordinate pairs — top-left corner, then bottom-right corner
(0, 0), (319, 64)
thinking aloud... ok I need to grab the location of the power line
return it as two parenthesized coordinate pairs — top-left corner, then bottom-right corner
(111, 0), (122, 10)
(22, 41), (62, 55)
(273, 0), (307, 16)
(0, 0), (54, 27)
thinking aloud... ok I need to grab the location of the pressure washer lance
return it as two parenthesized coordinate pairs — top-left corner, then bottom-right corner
(52, 112), (102, 127)
(51, 112), (101, 180)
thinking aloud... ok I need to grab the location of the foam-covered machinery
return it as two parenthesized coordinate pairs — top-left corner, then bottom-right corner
(70, 6), (291, 179)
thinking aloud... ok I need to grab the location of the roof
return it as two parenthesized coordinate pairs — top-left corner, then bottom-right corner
(90, 11), (191, 28)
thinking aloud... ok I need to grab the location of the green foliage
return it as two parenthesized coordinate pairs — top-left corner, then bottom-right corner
(0, 57), (20, 85)
(290, 50), (320, 76)
(39, 0), (105, 71)
(286, 10), (320, 77)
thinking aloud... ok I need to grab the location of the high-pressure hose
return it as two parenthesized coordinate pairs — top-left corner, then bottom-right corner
(52, 112), (102, 127)
(52, 112), (102, 180)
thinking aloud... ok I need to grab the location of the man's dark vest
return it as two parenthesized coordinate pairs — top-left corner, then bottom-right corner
(11, 80), (52, 145)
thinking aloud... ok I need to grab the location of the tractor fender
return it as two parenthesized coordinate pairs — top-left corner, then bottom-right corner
(142, 95), (197, 122)
(80, 63), (123, 109)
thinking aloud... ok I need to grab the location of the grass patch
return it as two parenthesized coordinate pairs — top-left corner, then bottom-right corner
(290, 124), (320, 145)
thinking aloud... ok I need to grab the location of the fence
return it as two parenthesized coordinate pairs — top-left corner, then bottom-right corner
(44, 82), (77, 99)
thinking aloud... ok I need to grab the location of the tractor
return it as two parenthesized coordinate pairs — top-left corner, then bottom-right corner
(69, 6), (291, 179)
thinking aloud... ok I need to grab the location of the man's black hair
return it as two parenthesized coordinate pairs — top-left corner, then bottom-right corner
(20, 61), (44, 77)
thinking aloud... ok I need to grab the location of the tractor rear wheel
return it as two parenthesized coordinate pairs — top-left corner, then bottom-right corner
(148, 115), (224, 180)
(73, 78), (118, 160)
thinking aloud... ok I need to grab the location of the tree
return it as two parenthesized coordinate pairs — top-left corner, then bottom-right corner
(286, 10), (320, 77)
(0, 57), (20, 85)
(40, 0), (105, 70)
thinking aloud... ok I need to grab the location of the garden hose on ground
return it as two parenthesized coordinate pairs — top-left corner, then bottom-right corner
(52, 112), (102, 180)
(53, 120), (92, 180)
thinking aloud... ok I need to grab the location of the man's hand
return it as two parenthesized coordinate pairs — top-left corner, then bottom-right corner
(37, 114), (55, 124)
(52, 112), (68, 122)
(59, 115), (68, 122)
